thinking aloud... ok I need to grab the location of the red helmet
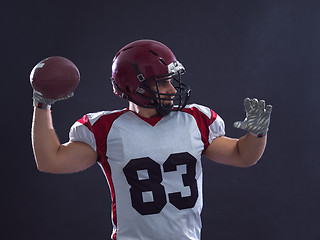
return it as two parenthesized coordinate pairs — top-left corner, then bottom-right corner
(111, 39), (191, 115)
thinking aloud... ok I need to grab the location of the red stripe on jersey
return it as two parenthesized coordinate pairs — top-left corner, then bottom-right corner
(78, 109), (129, 240)
(99, 158), (118, 240)
(78, 114), (93, 131)
(181, 106), (217, 150)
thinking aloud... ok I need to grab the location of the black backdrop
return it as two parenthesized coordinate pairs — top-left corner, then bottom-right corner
(2, 0), (320, 239)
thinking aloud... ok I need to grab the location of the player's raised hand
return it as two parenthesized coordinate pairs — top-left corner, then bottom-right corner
(233, 98), (272, 137)
(32, 90), (74, 109)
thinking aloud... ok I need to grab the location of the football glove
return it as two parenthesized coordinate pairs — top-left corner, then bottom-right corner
(233, 98), (272, 137)
(32, 90), (74, 109)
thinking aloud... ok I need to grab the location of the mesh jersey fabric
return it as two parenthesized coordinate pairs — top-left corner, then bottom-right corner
(69, 103), (225, 240)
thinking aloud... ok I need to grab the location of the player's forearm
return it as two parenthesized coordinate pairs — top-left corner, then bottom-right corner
(236, 132), (267, 166)
(31, 107), (61, 172)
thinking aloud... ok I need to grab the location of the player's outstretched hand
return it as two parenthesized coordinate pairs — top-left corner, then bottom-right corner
(233, 98), (272, 137)
(33, 90), (74, 109)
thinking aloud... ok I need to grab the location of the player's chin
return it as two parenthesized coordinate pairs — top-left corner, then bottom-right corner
(161, 100), (174, 108)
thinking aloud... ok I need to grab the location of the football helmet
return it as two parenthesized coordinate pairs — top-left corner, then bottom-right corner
(111, 39), (191, 116)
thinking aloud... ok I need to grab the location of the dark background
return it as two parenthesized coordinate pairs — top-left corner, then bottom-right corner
(2, 0), (320, 239)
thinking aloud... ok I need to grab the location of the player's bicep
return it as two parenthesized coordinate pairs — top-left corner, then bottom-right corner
(203, 136), (245, 167)
(53, 141), (98, 174)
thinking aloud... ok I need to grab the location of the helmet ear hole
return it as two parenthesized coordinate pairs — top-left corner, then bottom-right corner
(126, 86), (131, 93)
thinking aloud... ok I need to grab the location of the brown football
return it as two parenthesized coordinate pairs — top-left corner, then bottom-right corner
(30, 56), (80, 99)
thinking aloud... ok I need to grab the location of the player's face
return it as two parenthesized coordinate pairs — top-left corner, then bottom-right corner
(150, 78), (177, 105)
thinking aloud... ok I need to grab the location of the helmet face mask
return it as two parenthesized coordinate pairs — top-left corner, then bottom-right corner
(140, 73), (190, 114)
(111, 39), (191, 116)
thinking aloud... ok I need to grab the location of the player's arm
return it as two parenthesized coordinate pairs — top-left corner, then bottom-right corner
(32, 107), (98, 174)
(204, 98), (272, 168)
(204, 134), (266, 167)
(30, 57), (98, 173)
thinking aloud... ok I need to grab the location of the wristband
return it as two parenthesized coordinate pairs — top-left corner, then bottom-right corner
(33, 99), (51, 109)
(250, 132), (267, 138)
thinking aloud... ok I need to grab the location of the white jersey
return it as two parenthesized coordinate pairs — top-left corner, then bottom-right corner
(69, 104), (225, 240)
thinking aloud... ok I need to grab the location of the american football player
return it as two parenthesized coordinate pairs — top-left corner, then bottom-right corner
(31, 39), (272, 240)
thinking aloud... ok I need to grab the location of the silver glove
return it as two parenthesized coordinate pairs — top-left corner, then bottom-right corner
(233, 98), (272, 137)
(33, 90), (74, 109)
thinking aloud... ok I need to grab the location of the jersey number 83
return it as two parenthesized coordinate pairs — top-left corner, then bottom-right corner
(123, 152), (199, 215)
